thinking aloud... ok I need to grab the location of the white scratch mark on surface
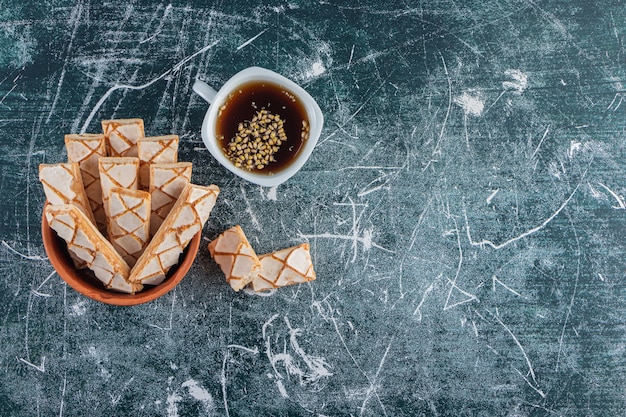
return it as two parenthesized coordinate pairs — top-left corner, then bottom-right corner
(227, 344), (259, 355)
(59, 371), (67, 417)
(514, 367), (546, 398)
(69, 300), (87, 316)
(492, 275), (525, 298)
(597, 182), (625, 209)
(607, 92), (624, 112)
(297, 226), (392, 259)
(556, 215), (581, 372)
(2, 240), (47, 260)
(32, 270), (55, 302)
(262, 314), (333, 398)
(274, 378), (289, 398)
(47, 3), (83, 123)
(486, 189), (499, 204)
(313, 299), (387, 411)
(444, 278), (479, 310)
(444, 222), (478, 311)
(355, 166), (402, 197)
(359, 338), (392, 417)
(221, 352), (230, 417)
(454, 92), (484, 117)
(319, 74), (391, 146)
(347, 44), (355, 68)
(301, 197), (386, 263)
(587, 182), (604, 198)
(413, 275), (440, 319)
(241, 184), (261, 231)
(285, 316), (333, 381)
(182, 379), (215, 412)
(266, 186), (278, 201)
(0, 83), (18, 107)
(109, 377), (134, 406)
(484, 89), (507, 116)
(531, 126), (550, 159)
(339, 165), (404, 171)
(305, 61), (326, 79)
(165, 390), (182, 417)
(423, 54), (452, 171)
(438, 54), (452, 145)
(568, 140), (582, 158)
(491, 311), (545, 398)
(31, 289), (52, 298)
(80, 40), (220, 133)
(236, 28), (268, 50)
(503, 69), (528, 94)
(147, 287), (177, 330)
(139, 4), (173, 44)
(18, 356), (46, 372)
(399, 202), (430, 296)
(465, 183), (580, 250)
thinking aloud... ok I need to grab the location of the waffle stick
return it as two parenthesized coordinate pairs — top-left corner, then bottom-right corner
(208, 225), (261, 292)
(137, 135), (179, 190)
(98, 157), (139, 238)
(129, 183), (220, 285)
(65, 133), (107, 234)
(251, 243), (316, 292)
(39, 162), (96, 225)
(149, 162), (192, 237)
(107, 187), (151, 267)
(45, 204), (141, 294)
(101, 118), (144, 157)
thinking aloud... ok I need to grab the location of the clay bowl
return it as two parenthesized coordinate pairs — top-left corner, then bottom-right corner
(41, 205), (200, 306)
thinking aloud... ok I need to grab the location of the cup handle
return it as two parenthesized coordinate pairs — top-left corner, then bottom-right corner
(193, 79), (218, 104)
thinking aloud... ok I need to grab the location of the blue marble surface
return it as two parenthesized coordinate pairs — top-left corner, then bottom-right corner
(1, 1), (625, 415)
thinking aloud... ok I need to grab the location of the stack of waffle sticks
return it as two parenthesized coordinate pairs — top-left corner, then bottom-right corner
(40, 119), (219, 293)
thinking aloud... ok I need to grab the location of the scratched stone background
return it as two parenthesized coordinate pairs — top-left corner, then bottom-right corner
(0, 0), (625, 415)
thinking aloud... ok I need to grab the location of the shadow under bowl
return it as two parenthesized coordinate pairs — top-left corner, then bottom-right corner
(41, 206), (201, 306)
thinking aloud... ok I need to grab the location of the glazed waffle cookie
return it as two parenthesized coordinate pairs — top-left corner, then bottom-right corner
(149, 162), (192, 236)
(98, 157), (139, 234)
(45, 204), (141, 294)
(101, 118), (144, 157)
(209, 226), (316, 292)
(39, 162), (96, 225)
(252, 243), (316, 292)
(208, 225), (261, 292)
(129, 183), (220, 285)
(137, 135), (179, 190)
(64, 133), (107, 234)
(108, 187), (151, 267)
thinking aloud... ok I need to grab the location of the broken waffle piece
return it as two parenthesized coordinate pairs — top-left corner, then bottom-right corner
(108, 187), (151, 267)
(129, 183), (220, 285)
(149, 162), (192, 236)
(208, 225), (261, 292)
(45, 204), (142, 294)
(252, 243), (316, 292)
(137, 135), (179, 190)
(39, 162), (96, 225)
(65, 133), (107, 234)
(101, 118), (145, 157)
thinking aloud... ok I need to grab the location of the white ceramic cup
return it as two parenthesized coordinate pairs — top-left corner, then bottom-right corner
(193, 67), (324, 187)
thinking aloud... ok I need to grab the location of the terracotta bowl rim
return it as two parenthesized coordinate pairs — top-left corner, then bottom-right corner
(41, 204), (201, 306)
